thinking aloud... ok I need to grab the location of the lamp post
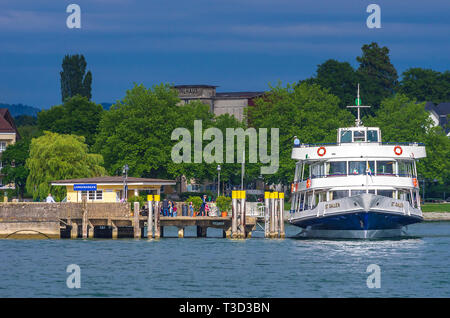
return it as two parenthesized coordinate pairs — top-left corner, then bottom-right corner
(217, 165), (221, 198)
(122, 164), (129, 201)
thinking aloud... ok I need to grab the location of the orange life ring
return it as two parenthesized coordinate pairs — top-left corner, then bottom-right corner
(394, 146), (403, 155)
(317, 147), (326, 156)
(413, 178), (418, 187)
(306, 179), (311, 188)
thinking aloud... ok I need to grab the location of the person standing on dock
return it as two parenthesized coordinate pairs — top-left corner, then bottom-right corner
(162, 199), (169, 216)
(189, 202), (194, 216)
(46, 193), (55, 203)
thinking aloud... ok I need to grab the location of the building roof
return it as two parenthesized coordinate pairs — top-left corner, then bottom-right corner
(425, 102), (449, 134)
(435, 102), (450, 116)
(51, 176), (176, 186)
(215, 91), (265, 99)
(174, 85), (218, 88)
(0, 108), (20, 136)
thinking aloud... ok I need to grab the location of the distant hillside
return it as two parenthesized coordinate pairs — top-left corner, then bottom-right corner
(0, 103), (41, 117)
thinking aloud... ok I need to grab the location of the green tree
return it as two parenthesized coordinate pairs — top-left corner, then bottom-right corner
(38, 95), (103, 146)
(356, 42), (398, 110)
(60, 54), (92, 101)
(14, 115), (37, 126)
(302, 59), (358, 108)
(25, 131), (106, 201)
(95, 83), (216, 180)
(247, 82), (353, 184)
(364, 94), (450, 184)
(398, 68), (450, 103)
(1, 139), (31, 199)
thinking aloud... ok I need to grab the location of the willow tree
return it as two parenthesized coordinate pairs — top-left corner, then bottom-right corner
(25, 131), (106, 201)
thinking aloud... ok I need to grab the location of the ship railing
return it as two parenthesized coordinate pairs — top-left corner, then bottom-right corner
(293, 141), (425, 148)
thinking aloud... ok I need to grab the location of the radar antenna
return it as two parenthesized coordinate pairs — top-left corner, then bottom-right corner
(346, 84), (371, 127)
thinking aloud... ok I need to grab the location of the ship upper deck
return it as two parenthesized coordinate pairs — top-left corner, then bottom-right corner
(292, 126), (426, 161)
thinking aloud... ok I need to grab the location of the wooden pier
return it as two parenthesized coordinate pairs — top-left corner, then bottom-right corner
(0, 202), (257, 239)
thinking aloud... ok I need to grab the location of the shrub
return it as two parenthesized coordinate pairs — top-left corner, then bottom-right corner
(185, 196), (203, 212)
(129, 195), (145, 211)
(216, 195), (231, 212)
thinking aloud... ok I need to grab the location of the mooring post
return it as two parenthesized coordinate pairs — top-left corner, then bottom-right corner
(70, 222), (78, 239)
(81, 196), (88, 238)
(231, 191), (238, 238)
(147, 195), (153, 239)
(88, 222), (94, 239)
(111, 222), (118, 239)
(239, 190), (246, 239)
(274, 192), (279, 238)
(154, 195), (161, 239)
(270, 192), (276, 238)
(133, 202), (140, 238)
(279, 192), (285, 238)
(264, 192), (270, 238)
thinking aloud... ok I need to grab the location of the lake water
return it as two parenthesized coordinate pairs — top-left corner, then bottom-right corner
(1, 222), (449, 297)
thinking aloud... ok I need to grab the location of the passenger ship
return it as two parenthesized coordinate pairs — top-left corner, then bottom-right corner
(289, 88), (426, 238)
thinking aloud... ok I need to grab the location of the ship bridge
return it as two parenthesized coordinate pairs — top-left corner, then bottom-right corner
(291, 125), (426, 161)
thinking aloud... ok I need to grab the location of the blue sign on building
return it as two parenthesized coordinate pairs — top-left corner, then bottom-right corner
(73, 184), (97, 191)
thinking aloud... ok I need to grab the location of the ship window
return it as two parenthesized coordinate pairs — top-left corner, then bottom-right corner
(351, 190), (366, 196)
(311, 163), (325, 178)
(349, 161), (366, 175)
(367, 161), (375, 175)
(329, 190), (349, 200)
(354, 130), (365, 142)
(376, 161), (395, 175)
(326, 161), (347, 176)
(398, 160), (413, 177)
(377, 190), (394, 198)
(340, 130), (352, 143)
(368, 190), (376, 194)
(367, 130), (378, 142)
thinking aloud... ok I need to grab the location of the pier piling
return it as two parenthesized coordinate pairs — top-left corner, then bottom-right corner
(133, 202), (140, 238)
(70, 222), (78, 239)
(264, 192), (270, 238)
(231, 191), (238, 238)
(154, 195), (161, 239)
(279, 192), (285, 238)
(147, 195), (153, 239)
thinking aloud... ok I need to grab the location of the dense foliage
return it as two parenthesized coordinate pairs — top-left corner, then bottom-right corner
(1, 139), (31, 199)
(247, 82), (353, 184)
(25, 132), (106, 201)
(60, 54), (92, 101)
(38, 95), (103, 146)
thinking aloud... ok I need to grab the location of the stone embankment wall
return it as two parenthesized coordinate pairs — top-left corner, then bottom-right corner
(0, 202), (130, 238)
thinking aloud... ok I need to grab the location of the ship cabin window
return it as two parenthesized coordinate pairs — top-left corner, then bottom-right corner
(398, 160), (415, 177)
(340, 130), (352, 143)
(349, 161), (366, 175)
(376, 161), (395, 175)
(351, 190), (366, 196)
(367, 130), (379, 142)
(353, 130), (365, 142)
(326, 161), (347, 176)
(329, 190), (349, 200)
(377, 190), (394, 198)
(311, 163), (325, 178)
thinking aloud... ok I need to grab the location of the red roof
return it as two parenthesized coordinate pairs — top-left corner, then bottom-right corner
(0, 108), (20, 137)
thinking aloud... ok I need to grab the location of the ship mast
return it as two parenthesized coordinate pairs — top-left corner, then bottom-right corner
(346, 84), (371, 127)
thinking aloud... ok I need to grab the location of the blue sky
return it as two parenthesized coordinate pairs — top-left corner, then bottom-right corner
(0, 0), (449, 109)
